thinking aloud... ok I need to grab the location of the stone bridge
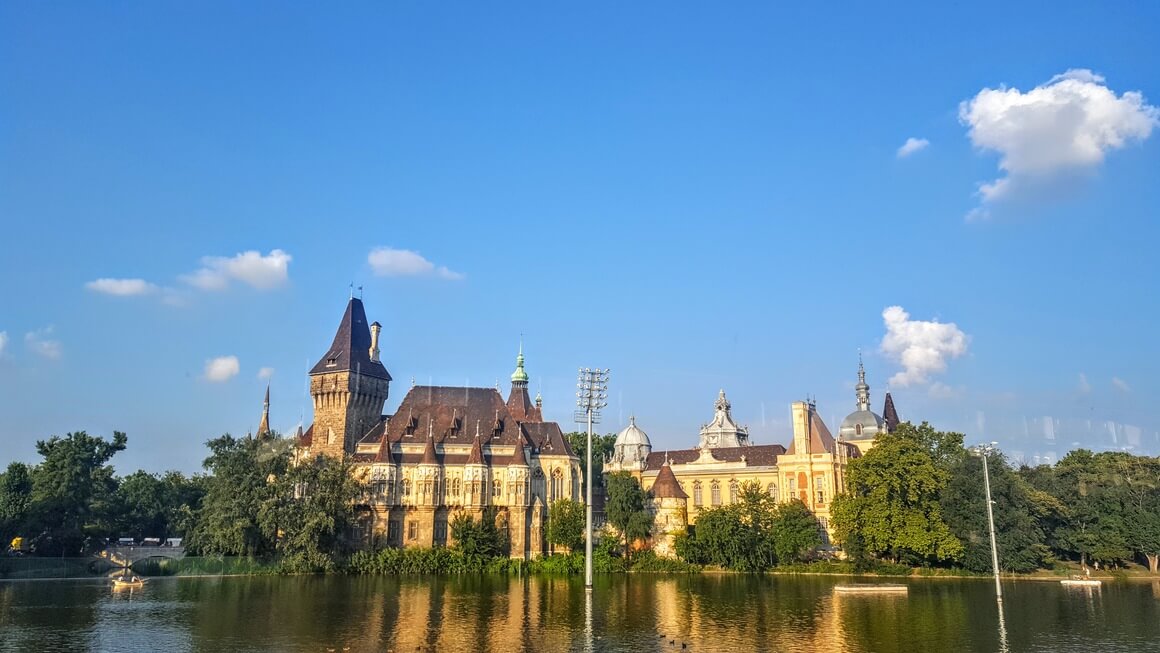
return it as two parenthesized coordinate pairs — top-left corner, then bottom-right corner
(101, 545), (186, 567)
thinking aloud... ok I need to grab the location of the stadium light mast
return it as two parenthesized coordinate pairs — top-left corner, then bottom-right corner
(576, 367), (609, 590)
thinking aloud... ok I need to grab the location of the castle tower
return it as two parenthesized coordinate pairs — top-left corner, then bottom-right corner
(508, 430), (531, 559)
(309, 298), (392, 457)
(506, 343), (542, 422)
(882, 392), (900, 432)
(649, 459), (688, 558)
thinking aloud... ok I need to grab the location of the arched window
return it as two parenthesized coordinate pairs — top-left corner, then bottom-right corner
(450, 477), (461, 503)
(767, 483), (779, 502)
(729, 479), (739, 504)
(711, 481), (721, 506)
(402, 478), (412, 499)
(692, 481), (702, 506)
(551, 468), (564, 501)
(533, 468), (545, 499)
(493, 478), (502, 498)
(855, 423), (862, 436)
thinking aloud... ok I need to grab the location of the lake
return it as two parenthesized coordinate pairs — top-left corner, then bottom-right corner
(2, 574), (1159, 652)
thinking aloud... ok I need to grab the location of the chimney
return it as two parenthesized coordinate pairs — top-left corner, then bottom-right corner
(369, 321), (381, 362)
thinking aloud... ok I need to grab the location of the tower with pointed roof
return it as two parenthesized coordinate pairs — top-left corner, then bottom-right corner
(839, 357), (887, 453)
(882, 392), (900, 432)
(649, 459), (689, 558)
(506, 343), (542, 422)
(307, 297), (392, 458)
(257, 384), (272, 440)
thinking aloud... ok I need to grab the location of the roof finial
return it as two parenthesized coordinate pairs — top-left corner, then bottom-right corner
(349, 282), (354, 300)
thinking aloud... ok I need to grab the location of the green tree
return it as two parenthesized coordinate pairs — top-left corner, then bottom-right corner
(771, 500), (823, 564)
(603, 472), (652, 559)
(0, 462), (33, 548)
(943, 453), (1051, 573)
(565, 432), (616, 494)
(547, 498), (585, 552)
(186, 434), (289, 557)
(267, 453), (364, 571)
(831, 431), (962, 564)
(450, 508), (509, 560)
(114, 471), (172, 540)
(29, 430), (127, 555)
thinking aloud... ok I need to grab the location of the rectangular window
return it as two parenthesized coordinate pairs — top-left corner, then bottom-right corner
(693, 484), (702, 506)
(387, 521), (400, 544)
(787, 476), (796, 492)
(711, 483), (721, 506)
(434, 521), (447, 546)
(407, 521), (417, 541)
(815, 475), (825, 504)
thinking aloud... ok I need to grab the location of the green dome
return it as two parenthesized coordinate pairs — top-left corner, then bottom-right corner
(511, 351), (528, 384)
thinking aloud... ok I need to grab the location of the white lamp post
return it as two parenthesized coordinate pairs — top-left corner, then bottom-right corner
(971, 442), (1003, 602)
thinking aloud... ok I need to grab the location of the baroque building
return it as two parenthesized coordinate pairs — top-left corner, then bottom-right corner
(295, 298), (581, 558)
(608, 367), (899, 552)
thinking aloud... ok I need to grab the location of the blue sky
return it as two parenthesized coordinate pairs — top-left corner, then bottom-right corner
(2, 2), (1158, 474)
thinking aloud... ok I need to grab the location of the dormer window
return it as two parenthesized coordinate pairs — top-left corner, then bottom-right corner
(326, 356), (337, 367)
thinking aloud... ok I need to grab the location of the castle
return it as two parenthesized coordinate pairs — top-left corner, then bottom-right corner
(287, 296), (900, 558)
(293, 297), (581, 559)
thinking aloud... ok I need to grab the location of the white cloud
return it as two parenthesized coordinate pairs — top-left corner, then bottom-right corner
(897, 137), (930, 158)
(928, 382), (963, 399)
(182, 249), (292, 291)
(960, 69), (1158, 214)
(204, 356), (240, 382)
(879, 306), (969, 386)
(1112, 377), (1131, 393)
(257, 367), (275, 380)
(85, 278), (159, 296)
(368, 247), (464, 280)
(1078, 373), (1091, 394)
(25, 326), (62, 360)
(0, 331), (7, 356)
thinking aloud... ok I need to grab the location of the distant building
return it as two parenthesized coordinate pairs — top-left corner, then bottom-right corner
(295, 298), (581, 559)
(838, 357), (897, 455)
(606, 365), (900, 553)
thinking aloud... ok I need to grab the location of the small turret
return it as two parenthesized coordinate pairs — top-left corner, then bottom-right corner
(369, 321), (382, 363)
(257, 384), (271, 439)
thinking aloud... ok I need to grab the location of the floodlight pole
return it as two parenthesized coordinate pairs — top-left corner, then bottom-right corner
(972, 442), (1003, 602)
(577, 367), (609, 590)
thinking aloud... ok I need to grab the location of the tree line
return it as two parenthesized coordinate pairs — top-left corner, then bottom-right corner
(831, 422), (1160, 574)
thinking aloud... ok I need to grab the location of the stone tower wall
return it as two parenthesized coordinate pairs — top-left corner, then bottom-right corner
(310, 371), (390, 457)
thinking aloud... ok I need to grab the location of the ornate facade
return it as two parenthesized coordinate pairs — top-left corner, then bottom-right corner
(611, 373), (899, 552)
(296, 298), (581, 559)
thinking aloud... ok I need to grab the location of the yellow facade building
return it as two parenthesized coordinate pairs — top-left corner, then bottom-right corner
(295, 298), (581, 559)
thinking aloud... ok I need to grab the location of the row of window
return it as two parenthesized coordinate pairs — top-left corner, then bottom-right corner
(368, 473), (574, 505)
(685, 475), (831, 507)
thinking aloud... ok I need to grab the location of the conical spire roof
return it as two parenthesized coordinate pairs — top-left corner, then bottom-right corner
(309, 298), (391, 380)
(651, 459), (687, 499)
(883, 392), (900, 432)
(510, 428), (529, 466)
(421, 420), (439, 465)
(257, 384), (271, 437)
(511, 342), (528, 384)
(466, 421), (485, 466)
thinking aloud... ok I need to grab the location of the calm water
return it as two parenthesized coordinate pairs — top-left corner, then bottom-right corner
(2, 574), (1159, 652)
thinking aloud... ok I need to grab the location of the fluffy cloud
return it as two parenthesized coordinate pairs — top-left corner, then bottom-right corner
(897, 137), (930, 158)
(257, 367), (275, 380)
(368, 247), (463, 280)
(204, 356), (240, 382)
(1112, 376), (1131, 393)
(880, 306), (969, 386)
(25, 327), (62, 360)
(182, 249), (292, 291)
(0, 331), (7, 356)
(960, 69), (1158, 214)
(85, 278), (159, 296)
